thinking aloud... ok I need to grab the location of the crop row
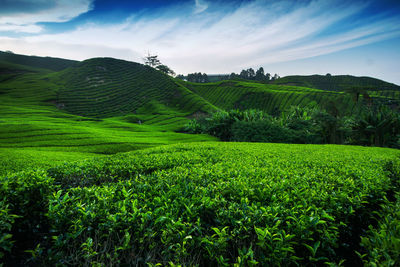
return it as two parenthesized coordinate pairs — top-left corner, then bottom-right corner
(185, 81), (361, 115)
(1, 142), (399, 266)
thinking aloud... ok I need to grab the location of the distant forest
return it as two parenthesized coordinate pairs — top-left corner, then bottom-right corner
(177, 67), (280, 83)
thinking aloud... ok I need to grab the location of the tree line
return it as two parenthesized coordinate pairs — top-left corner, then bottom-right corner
(184, 105), (400, 148)
(177, 72), (210, 83)
(230, 67), (280, 82)
(176, 67), (280, 83)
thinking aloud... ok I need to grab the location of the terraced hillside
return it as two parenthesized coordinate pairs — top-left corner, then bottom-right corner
(0, 50), (77, 71)
(184, 80), (362, 115)
(0, 56), (217, 175)
(54, 58), (216, 117)
(272, 74), (400, 92)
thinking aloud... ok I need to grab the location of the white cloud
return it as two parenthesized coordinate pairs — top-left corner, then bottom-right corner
(194, 0), (208, 14)
(0, 23), (42, 33)
(1, 0), (399, 81)
(0, 0), (93, 33)
(0, 37), (141, 61)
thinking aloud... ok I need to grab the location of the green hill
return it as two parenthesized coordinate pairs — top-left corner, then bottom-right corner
(184, 80), (362, 115)
(0, 56), (217, 174)
(1, 54), (400, 267)
(0, 51), (77, 71)
(272, 74), (400, 92)
(54, 58), (216, 118)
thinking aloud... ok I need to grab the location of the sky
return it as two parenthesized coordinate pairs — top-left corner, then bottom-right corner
(0, 0), (400, 84)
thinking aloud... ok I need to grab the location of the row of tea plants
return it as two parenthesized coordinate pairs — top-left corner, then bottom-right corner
(1, 142), (400, 266)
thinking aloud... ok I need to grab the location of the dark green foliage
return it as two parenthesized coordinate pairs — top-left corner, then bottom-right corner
(186, 106), (400, 147)
(1, 142), (398, 266)
(0, 170), (55, 262)
(348, 105), (400, 147)
(230, 67), (277, 82)
(187, 72), (209, 83)
(0, 200), (16, 261)
(199, 109), (269, 141)
(359, 193), (400, 266)
(185, 108), (323, 144)
(156, 64), (175, 76)
(231, 120), (292, 143)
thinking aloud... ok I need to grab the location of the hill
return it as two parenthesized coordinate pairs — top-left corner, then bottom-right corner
(184, 80), (361, 116)
(0, 51), (77, 71)
(53, 58), (216, 118)
(0, 56), (217, 174)
(1, 53), (400, 266)
(272, 74), (400, 92)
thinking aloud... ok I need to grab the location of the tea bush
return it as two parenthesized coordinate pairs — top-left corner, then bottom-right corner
(1, 142), (400, 266)
(0, 170), (55, 263)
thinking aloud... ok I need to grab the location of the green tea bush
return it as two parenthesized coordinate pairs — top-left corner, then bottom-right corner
(0, 199), (16, 262)
(359, 193), (400, 266)
(41, 143), (400, 266)
(1, 143), (399, 265)
(231, 120), (292, 143)
(0, 170), (55, 260)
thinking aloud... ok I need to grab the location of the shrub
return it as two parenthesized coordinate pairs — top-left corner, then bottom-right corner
(0, 170), (55, 260)
(231, 120), (292, 143)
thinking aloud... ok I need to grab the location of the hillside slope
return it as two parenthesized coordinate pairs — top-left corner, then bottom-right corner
(0, 56), (217, 174)
(272, 74), (400, 92)
(54, 58), (217, 117)
(184, 80), (362, 115)
(0, 51), (77, 71)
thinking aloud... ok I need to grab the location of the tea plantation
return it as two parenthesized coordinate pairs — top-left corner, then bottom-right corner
(1, 142), (400, 265)
(1, 52), (400, 266)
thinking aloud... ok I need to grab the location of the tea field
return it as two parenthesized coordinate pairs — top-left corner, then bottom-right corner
(1, 52), (400, 266)
(1, 142), (400, 265)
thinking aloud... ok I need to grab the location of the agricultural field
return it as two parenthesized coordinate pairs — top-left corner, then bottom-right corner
(1, 142), (400, 265)
(184, 80), (364, 116)
(0, 98), (215, 175)
(1, 52), (400, 265)
(272, 74), (400, 92)
(0, 56), (217, 175)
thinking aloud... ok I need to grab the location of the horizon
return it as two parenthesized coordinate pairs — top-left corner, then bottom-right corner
(0, 0), (400, 84)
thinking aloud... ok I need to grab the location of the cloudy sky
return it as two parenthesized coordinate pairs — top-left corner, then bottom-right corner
(1, 0), (400, 84)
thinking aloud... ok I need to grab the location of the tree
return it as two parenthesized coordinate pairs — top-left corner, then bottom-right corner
(143, 52), (161, 67)
(271, 74), (280, 81)
(248, 68), (255, 79)
(239, 69), (248, 79)
(143, 52), (175, 76)
(255, 67), (265, 81)
(349, 105), (400, 147)
(187, 72), (209, 83)
(156, 64), (175, 76)
(202, 73), (209, 83)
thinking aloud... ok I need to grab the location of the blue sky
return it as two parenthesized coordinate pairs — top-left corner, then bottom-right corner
(0, 0), (400, 84)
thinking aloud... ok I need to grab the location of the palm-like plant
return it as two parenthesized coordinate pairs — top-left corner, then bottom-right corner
(350, 105), (400, 147)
